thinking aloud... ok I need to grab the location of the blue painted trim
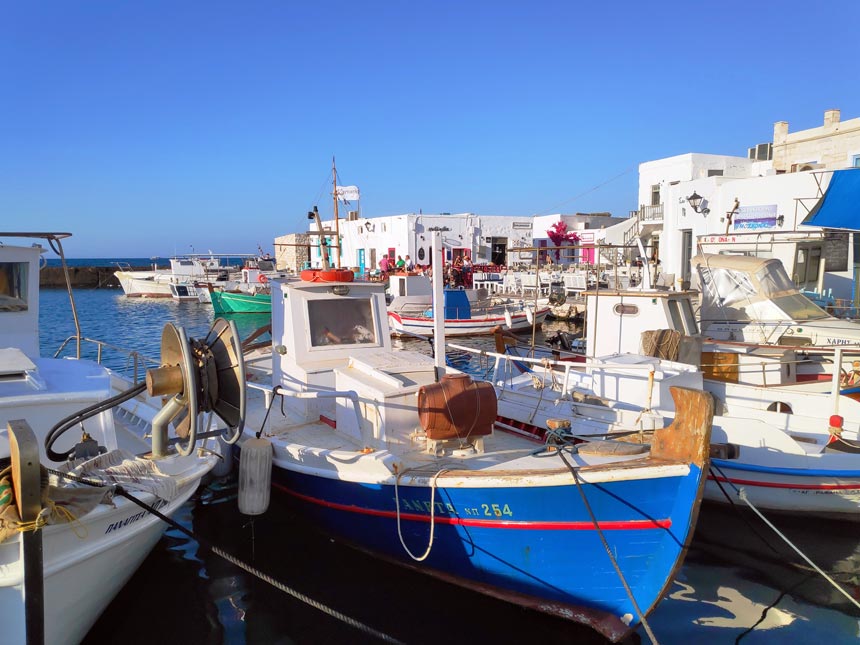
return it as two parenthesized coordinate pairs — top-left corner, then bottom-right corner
(712, 458), (860, 478)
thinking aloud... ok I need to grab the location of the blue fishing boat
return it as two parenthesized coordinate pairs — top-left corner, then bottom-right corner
(238, 238), (714, 642)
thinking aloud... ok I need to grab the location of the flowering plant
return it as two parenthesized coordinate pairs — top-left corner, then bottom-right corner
(546, 221), (580, 259)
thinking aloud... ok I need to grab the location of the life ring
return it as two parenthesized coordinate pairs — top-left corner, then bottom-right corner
(300, 269), (355, 283)
(257, 274), (268, 283)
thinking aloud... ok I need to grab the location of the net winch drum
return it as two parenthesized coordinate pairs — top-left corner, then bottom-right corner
(145, 317), (247, 457)
(417, 374), (497, 441)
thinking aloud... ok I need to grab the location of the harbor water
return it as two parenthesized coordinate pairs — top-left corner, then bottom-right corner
(38, 287), (860, 644)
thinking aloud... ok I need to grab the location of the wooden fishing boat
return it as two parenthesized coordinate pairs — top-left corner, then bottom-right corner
(238, 235), (715, 641)
(210, 288), (272, 314)
(472, 285), (860, 520)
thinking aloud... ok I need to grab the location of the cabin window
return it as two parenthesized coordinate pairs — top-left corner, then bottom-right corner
(668, 299), (698, 335)
(0, 262), (28, 311)
(307, 297), (377, 347)
(613, 303), (639, 316)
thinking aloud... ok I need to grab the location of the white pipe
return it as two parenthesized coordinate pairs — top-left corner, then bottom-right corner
(248, 382), (367, 445)
(832, 347), (843, 417)
(432, 230), (446, 373)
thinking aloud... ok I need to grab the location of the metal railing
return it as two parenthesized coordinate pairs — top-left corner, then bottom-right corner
(53, 335), (159, 384)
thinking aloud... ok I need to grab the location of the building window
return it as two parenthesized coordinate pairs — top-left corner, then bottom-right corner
(650, 184), (660, 206)
(852, 154), (860, 168)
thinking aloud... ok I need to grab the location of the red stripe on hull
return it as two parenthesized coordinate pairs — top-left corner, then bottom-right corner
(273, 482), (672, 530)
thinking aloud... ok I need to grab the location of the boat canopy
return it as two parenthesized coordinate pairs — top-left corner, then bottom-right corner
(692, 254), (830, 323)
(801, 169), (860, 231)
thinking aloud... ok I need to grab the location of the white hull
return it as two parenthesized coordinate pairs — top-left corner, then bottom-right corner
(488, 355), (860, 519)
(388, 307), (549, 337)
(114, 270), (173, 298)
(0, 469), (207, 644)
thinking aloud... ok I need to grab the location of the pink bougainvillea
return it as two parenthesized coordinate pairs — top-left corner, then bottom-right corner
(546, 221), (580, 259)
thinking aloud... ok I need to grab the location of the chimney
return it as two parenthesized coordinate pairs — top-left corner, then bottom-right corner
(824, 109), (841, 127)
(773, 121), (789, 144)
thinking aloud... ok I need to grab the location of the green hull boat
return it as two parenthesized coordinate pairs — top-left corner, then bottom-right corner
(210, 289), (272, 314)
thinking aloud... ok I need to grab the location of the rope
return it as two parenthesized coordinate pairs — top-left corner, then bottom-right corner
(393, 468), (448, 562)
(47, 467), (403, 644)
(556, 446), (660, 645)
(710, 462), (860, 611)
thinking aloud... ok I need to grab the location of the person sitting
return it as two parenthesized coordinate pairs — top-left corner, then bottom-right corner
(395, 255), (406, 272)
(405, 255), (414, 272)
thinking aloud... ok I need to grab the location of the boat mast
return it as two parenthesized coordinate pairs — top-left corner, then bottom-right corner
(332, 156), (341, 268)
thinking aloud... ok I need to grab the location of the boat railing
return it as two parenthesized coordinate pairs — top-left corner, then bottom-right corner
(53, 335), (159, 384)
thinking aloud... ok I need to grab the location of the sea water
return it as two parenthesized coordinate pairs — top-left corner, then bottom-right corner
(36, 288), (860, 644)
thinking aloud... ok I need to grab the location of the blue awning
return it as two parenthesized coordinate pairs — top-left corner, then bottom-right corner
(801, 169), (860, 230)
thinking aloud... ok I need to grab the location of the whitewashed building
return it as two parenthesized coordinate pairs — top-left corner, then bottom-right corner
(304, 212), (621, 273)
(632, 109), (860, 300)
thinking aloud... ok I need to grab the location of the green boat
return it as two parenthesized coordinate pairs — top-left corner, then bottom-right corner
(210, 289), (272, 314)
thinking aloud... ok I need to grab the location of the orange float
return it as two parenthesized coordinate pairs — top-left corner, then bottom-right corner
(300, 269), (355, 283)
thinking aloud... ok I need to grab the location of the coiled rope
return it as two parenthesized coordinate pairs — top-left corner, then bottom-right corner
(47, 467), (403, 644)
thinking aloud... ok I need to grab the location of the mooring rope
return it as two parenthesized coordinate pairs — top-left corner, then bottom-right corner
(555, 446), (659, 645)
(710, 462), (860, 611)
(47, 467), (404, 644)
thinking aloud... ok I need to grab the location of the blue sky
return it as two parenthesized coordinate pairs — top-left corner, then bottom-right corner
(2, 1), (859, 257)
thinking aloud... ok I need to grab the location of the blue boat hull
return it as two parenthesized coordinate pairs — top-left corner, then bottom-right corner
(266, 462), (704, 641)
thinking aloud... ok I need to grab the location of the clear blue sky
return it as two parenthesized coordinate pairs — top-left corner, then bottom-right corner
(3, 1), (859, 257)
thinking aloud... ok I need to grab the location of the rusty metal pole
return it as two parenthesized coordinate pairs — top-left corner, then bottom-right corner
(8, 420), (44, 645)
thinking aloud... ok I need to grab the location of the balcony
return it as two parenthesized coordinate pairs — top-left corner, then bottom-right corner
(641, 203), (664, 221)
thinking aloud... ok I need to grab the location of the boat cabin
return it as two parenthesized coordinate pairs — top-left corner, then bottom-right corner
(0, 242), (42, 358)
(585, 288), (800, 388)
(270, 277), (441, 442)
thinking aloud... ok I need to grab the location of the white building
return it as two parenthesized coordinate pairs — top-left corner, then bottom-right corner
(304, 212), (622, 273)
(633, 109), (860, 300)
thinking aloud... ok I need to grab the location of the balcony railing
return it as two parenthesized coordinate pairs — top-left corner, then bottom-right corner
(641, 203), (664, 221)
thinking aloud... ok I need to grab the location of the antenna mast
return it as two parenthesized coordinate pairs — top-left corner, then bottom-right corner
(332, 156), (341, 268)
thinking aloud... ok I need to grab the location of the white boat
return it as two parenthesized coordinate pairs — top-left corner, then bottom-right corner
(465, 287), (860, 520)
(693, 253), (860, 347)
(386, 274), (549, 337)
(114, 254), (250, 300)
(0, 232), (246, 643)
(236, 237), (715, 642)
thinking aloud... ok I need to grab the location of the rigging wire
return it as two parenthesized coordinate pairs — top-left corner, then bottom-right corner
(536, 166), (637, 216)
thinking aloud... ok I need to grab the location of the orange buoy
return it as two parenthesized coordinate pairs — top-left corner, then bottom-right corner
(257, 273), (268, 283)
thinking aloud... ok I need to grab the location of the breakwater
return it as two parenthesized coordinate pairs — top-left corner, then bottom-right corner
(39, 266), (150, 288)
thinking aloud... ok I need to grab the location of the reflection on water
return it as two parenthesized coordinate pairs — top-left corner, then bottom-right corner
(39, 289), (860, 644)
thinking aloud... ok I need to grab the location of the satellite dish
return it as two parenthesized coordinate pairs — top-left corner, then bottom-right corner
(146, 318), (246, 456)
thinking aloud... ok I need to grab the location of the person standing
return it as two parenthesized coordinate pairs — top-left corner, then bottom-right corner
(462, 254), (473, 288)
(379, 255), (390, 278)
